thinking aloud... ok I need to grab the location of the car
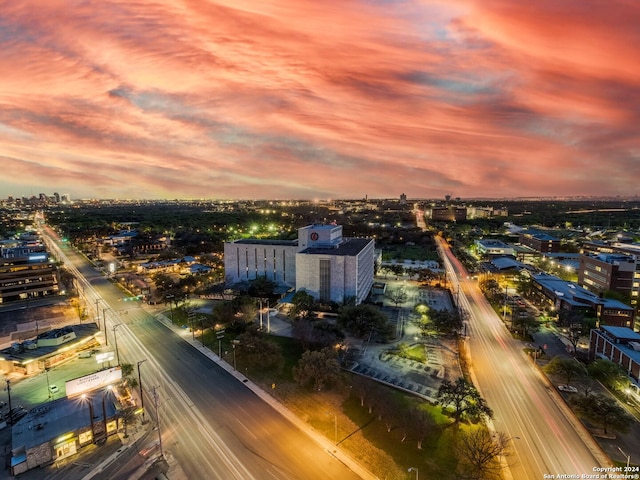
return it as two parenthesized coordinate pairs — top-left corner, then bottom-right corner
(49, 384), (59, 394)
(7, 407), (27, 422)
(557, 385), (578, 393)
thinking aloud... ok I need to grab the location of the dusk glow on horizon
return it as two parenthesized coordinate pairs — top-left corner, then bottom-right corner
(1, 1), (638, 200)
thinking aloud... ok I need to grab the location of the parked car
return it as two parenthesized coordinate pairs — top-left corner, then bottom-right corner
(49, 384), (59, 394)
(7, 407), (27, 422)
(557, 385), (578, 393)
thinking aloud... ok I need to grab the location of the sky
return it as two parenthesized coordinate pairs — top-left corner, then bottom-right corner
(0, 0), (639, 201)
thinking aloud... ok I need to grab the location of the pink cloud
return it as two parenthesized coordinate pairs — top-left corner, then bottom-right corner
(0, 0), (637, 199)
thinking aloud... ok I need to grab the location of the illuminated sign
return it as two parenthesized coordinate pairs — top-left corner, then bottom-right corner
(65, 367), (122, 397)
(95, 352), (115, 363)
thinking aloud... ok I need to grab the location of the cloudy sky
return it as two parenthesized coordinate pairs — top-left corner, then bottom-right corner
(1, 1), (638, 200)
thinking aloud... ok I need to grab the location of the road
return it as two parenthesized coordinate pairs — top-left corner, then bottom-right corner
(436, 236), (609, 479)
(40, 224), (363, 480)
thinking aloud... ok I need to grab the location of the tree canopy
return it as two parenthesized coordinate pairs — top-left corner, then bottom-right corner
(437, 377), (493, 424)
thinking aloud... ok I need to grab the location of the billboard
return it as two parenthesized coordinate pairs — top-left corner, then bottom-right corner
(65, 367), (122, 397)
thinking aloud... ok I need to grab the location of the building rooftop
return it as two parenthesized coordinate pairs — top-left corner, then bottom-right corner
(0, 324), (100, 364)
(600, 326), (640, 342)
(299, 237), (373, 256)
(232, 239), (298, 246)
(12, 388), (118, 451)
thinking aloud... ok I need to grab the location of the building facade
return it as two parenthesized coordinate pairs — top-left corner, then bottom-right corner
(0, 245), (59, 304)
(590, 326), (640, 399)
(579, 253), (636, 300)
(519, 230), (560, 253)
(224, 224), (375, 305)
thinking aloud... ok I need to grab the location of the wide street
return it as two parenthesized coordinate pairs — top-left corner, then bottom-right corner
(436, 236), (609, 479)
(41, 225), (363, 480)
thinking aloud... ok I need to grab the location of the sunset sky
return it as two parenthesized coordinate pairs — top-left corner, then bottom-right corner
(1, 1), (638, 200)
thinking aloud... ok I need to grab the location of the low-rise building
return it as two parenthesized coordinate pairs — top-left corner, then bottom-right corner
(530, 273), (635, 329)
(519, 230), (560, 253)
(590, 326), (640, 399)
(11, 383), (121, 475)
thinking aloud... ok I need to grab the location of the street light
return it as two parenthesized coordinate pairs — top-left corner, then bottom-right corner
(618, 447), (631, 469)
(408, 467), (418, 480)
(165, 295), (174, 321)
(113, 324), (122, 365)
(137, 359), (147, 423)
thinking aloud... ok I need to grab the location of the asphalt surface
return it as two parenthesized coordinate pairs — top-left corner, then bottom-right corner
(438, 237), (612, 479)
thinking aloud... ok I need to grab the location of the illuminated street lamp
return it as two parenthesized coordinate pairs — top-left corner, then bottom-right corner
(408, 467), (418, 480)
(618, 447), (630, 469)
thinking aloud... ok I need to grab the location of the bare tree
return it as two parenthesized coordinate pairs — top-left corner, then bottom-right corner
(456, 429), (513, 480)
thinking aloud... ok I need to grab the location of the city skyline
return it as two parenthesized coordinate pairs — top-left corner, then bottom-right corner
(1, 1), (638, 200)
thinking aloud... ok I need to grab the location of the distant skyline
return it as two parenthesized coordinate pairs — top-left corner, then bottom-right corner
(1, 1), (638, 200)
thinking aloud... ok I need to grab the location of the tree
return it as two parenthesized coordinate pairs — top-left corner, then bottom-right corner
(587, 359), (630, 392)
(338, 304), (393, 340)
(235, 329), (284, 372)
(247, 275), (276, 299)
(479, 277), (501, 300)
(211, 300), (238, 326)
(385, 286), (408, 308)
(289, 290), (316, 320)
(437, 377), (493, 424)
(511, 311), (539, 338)
(456, 429), (513, 480)
(430, 308), (463, 335)
(543, 356), (587, 386)
(572, 394), (632, 435)
(410, 406), (436, 449)
(293, 348), (343, 391)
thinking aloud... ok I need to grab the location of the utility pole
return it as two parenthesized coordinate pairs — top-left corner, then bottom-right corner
(102, 307), (109, 346)
(137, 359), (147, 423)
(151, 386), (164, 458)
(113, 324), (122, 365)
(6, 380), (12, 425)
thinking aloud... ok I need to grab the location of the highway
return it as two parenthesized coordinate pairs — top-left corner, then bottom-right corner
(40, 224), (362, 480)
(436, 236), (610, 478)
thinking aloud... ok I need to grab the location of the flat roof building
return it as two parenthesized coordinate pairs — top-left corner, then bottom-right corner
(224, 224), (375, 305)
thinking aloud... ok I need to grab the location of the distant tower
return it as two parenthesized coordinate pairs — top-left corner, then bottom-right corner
(399, 193), (407, 205)
(53, 192), (60, 203)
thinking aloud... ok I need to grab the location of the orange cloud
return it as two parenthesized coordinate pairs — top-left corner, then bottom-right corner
(0, 0), (637, 199)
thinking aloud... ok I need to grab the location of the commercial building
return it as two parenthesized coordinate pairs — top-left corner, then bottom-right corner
(11, 378), (121, 475)
(579, 253), (636, 300)
(0, 324), (101, 376)
(224, 224), (375, 305)
(529, 273), (635, 329)
(475, 239), (515, 258)
(0, 245), (59, 304)
(590, 326), (640, 399)
(426, 206), (467, 222)
(581, 241), (640, 311)
(518, 230), (560, 253)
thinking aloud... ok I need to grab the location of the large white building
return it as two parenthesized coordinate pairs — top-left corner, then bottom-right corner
(224, 224), (375, 305)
